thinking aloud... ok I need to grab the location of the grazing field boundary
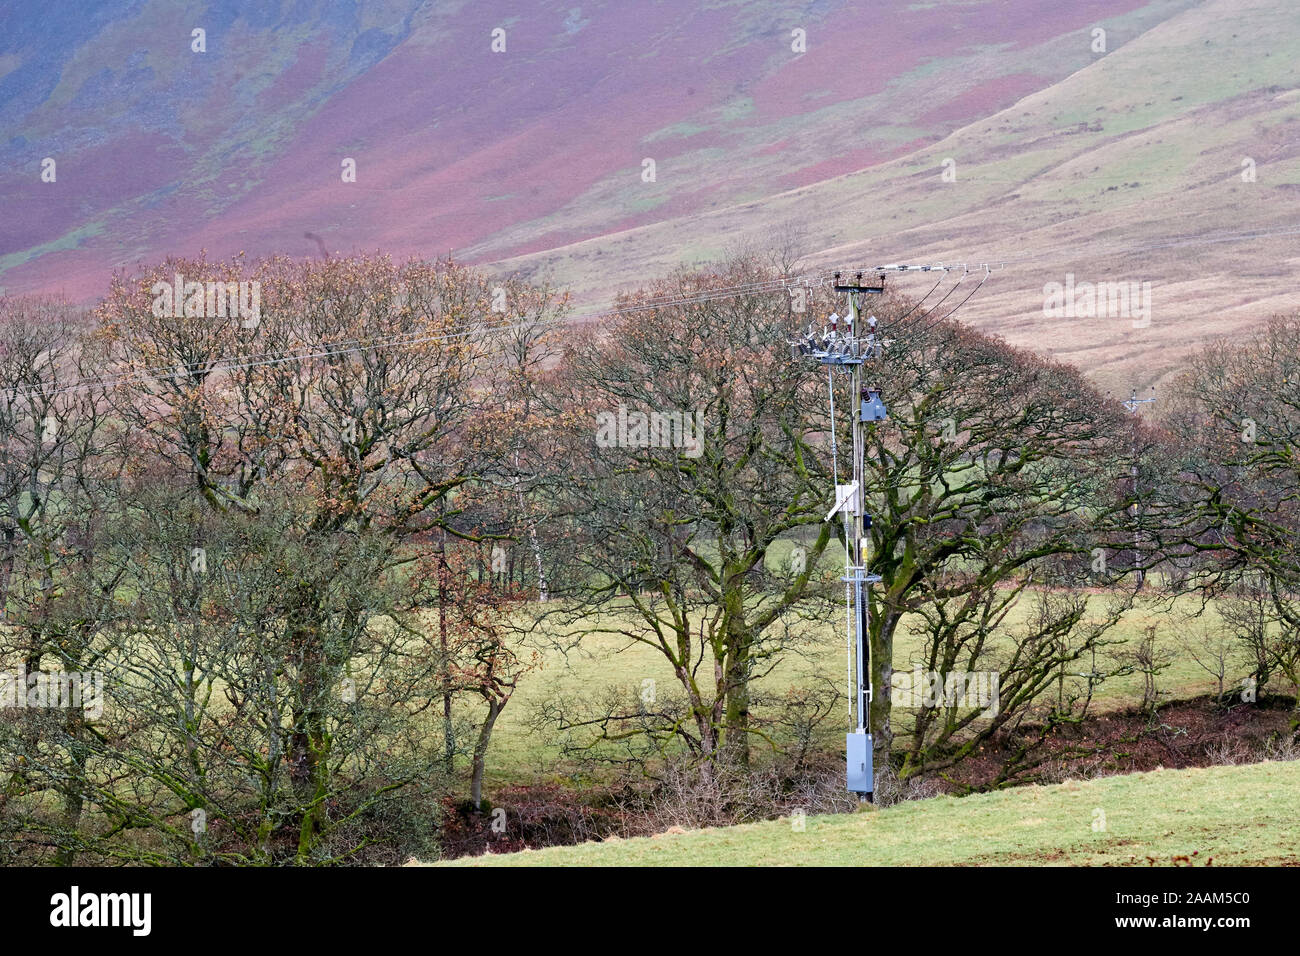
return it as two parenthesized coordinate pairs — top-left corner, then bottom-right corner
(430, 761), (1300, 866)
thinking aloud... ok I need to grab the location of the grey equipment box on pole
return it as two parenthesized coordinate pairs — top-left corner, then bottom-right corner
(847, 732), (873, 794)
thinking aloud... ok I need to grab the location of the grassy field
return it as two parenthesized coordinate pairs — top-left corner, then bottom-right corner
(436, 760), (1300, 866)
(479, 584), (1262, 789)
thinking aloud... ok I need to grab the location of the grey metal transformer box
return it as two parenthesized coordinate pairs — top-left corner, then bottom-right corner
(847, 732), (873, 794)
(860, 391), (888, 423)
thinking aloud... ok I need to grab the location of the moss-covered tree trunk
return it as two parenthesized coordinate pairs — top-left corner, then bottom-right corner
(722, 575), (753, 767)
(869, 607), (900, 789)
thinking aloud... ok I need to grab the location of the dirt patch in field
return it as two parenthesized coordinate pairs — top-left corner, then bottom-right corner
(936, 694), (1299, 792)
(436, 783), (625, 860)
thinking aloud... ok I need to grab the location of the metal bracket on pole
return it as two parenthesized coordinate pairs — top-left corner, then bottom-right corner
(827, 482), (860, 521)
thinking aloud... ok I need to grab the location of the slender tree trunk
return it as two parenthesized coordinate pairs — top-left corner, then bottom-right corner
(438, 524), (454, 774)
(0, 523), (15, 616)
(289, 603), (333, 863)
(470, 698), (502, 810)
(518, 493), (548, 601)
(54, 710), (88, 866)
(296, 708), (331, 862)
(696, 693), (719, 782)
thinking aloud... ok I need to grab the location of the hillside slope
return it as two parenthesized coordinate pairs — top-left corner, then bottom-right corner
(3, 0), (1296, 392)
(0, 0), (1200, 305)
(435, 761), (1300, 866)
(496, 0), (1300, 394)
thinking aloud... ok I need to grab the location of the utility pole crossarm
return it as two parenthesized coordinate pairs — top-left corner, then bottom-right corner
(1123, 387), (1157, 414)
